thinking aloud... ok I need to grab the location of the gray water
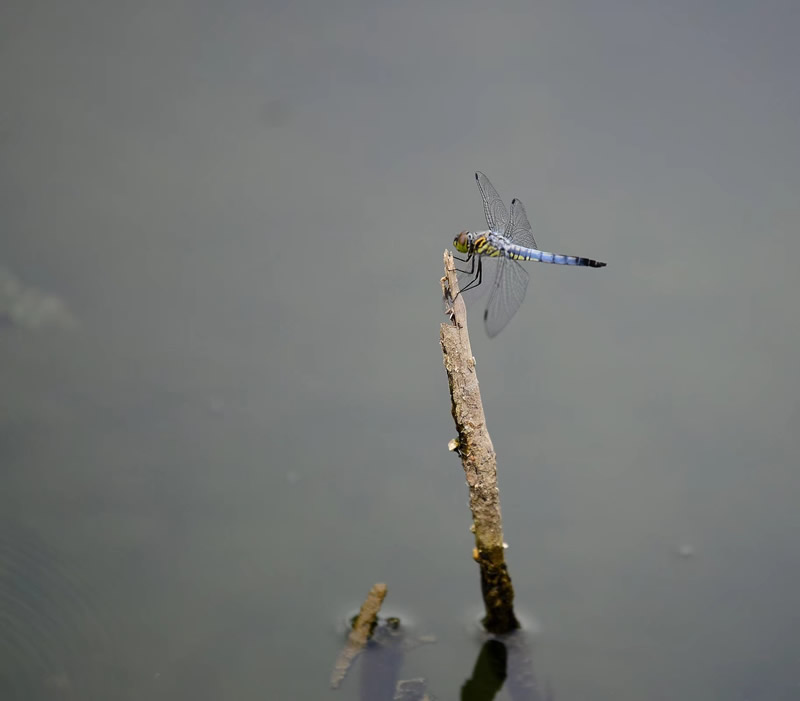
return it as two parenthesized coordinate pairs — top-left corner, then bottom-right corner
(2, 1), (800, 699)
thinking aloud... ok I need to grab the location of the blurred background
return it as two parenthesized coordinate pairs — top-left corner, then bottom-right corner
(2, 1), (800, 699)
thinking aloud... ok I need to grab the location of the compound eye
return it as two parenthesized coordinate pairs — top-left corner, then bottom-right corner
(457, 231), (469, 247)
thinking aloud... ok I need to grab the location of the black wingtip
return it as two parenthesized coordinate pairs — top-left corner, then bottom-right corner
(475, 172), (481, 180)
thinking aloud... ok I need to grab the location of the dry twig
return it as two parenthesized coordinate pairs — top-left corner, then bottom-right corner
(440, 251), (520, 634)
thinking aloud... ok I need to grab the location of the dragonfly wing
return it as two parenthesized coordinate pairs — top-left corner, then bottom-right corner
(484, 258), (529, 338)
(507, 198), (537, 249)
(475, 172), (509, 234)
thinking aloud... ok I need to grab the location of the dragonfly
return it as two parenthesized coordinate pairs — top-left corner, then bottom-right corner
(453, 172), (606, 337)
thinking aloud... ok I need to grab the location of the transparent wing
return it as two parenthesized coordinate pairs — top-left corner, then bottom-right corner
(484, 258), (530, 338)
(507, 198), (537, 249)
(475, 172), (508, 234)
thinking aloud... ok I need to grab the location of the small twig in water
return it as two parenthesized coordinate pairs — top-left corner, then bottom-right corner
(330, 582), (388, 689)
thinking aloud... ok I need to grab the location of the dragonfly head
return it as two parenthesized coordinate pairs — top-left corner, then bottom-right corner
(453, 231), (472, 254)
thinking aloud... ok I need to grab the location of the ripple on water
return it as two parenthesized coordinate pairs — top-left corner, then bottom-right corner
(0, 521), (111, 699)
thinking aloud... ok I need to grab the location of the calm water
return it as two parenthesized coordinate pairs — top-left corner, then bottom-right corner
(3, 1), (800, 699)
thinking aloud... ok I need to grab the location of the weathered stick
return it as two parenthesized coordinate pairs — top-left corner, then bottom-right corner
(440, 250), (520, 634)
(330, 582), (388, 689)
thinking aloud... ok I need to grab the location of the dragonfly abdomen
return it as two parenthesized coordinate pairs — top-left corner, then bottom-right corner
(504, 243), (605, 268)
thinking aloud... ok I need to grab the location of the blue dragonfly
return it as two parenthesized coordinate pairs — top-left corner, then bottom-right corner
(453, 172), (606, 337)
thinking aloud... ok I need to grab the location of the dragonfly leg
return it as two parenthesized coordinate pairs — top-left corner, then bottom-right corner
(450, 252), (480, 301)
(452, 252), (477, 275)
(457, 258), (483, 296)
